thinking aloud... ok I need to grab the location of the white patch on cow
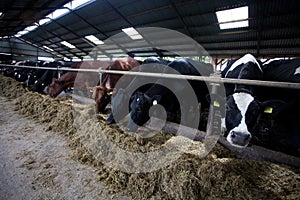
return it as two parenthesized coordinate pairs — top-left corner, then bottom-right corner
(225, 54), (262, 77)
(226, 92), (253, 144)
(43, 86), (49, 94)
(294, 66), (300, 75)
(221, 117), (227, 134)
(136, 97), (140, 102)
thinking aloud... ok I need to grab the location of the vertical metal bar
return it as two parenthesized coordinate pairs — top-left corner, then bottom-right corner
(206, 82), (222, 143)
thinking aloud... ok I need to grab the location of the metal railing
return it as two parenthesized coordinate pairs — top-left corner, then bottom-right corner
(1, 63), (300, 89)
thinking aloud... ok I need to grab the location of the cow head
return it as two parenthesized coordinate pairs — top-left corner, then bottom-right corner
(225, 92), (286, 147)
(106, 88), (128, 125)
(49, 78), (64, 98)
(127, 92), (161, 132)
(93, 85), (114, 113)
(225, 92), (259, 147)
(27, 72), (35, 86)
(32, 79), (47, 93)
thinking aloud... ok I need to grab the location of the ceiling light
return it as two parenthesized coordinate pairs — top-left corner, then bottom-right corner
(61, 41), (76, 49)
(122, 27), (143, 40)
(216, 6), (249, 29)
(85, 35), (104, 45)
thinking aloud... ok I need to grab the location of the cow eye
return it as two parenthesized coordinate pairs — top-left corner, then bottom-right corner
(136, 98), (140, 102)
(226, 104), (231, 111)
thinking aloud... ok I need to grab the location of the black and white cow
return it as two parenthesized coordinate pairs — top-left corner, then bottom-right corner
(106, 57), (170, 125)
(13, 60), (37, 82)
(221, 53), (264, 147)
(31, 61), (62, 94)
(222, 54), (300, 157)
(127, 58), (213, 131)
(26, 60), (46, 87)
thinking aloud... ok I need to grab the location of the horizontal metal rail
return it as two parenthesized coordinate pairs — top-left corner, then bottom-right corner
(2, 63), (300, 89)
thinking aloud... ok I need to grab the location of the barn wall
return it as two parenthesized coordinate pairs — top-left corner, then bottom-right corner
(0, 38), (53, 60)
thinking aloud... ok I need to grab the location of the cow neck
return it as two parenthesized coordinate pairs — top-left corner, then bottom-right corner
(58, 72), (77, 89)
(56, 79), (67, 92)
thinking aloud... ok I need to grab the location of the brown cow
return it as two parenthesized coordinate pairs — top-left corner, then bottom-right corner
(93, 57), (140, 113)
(49, 62), (81, 98)
(49, 60), (108, 98)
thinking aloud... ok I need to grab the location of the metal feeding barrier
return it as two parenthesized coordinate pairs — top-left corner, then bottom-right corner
(2, 63), (300, 89)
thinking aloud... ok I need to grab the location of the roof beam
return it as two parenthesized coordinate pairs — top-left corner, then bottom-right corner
(45, 17), (91, 58)
(168, 0), (193, 37)
(65, 7), (124, 59)
(103, 0), (160, 57)
(25, 25), (79, 59)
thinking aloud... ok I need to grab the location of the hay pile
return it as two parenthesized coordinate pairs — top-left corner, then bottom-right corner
(1, 75), (300, 199)
(0, 75), (27, 98)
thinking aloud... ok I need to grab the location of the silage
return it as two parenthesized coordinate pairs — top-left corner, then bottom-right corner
(1, 75), (300, 200)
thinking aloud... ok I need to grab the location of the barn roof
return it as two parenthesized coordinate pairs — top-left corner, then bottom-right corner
(0, 0), (299, 60)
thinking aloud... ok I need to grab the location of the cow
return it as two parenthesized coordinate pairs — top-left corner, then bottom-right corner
(126, 58), (214, 132)
(0, 60), (15, 77)
(26, 60), (46, 86)
(31, 61), (65, 94)
(13, 61), (35, 82)
(221, 53), (265, 147)
(93, 57), (141, 113)
(251, 58), (300, 157)
(106, 57), (170, 125)
(221, 54), (300, 157)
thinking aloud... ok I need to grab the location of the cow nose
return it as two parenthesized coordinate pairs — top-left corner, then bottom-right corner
(244, 134), (250, 142)
(230, 131), (236, 138)
(228, 131), (251, 147)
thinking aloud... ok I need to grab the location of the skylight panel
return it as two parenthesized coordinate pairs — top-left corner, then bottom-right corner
(122, 27), (143, 40)
(25, 25), (38, 32)
(15, 30), (29, 37)
(49, 8), (69, 20)
(38, 56), (54, 61)
(43, 45), (54, 52)
(216, 6), (249, 29)
(61, 41), (76, 49)
(13, 0), (95, 38)
(71, 0), (94, 10)
(85, 35), (104, 45)
(38, 18), (51, 26)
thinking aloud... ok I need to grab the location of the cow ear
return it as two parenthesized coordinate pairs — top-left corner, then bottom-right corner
(150, 95), (162, 105)
(260, 100), (286, 116)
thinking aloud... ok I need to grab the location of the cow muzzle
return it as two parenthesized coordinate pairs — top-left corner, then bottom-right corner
(226, 131), (251, 147)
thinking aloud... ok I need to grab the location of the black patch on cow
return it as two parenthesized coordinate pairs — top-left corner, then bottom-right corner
(225, 95), (242, 136)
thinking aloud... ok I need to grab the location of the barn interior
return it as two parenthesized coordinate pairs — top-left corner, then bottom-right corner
(1, 0), (300, 199)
